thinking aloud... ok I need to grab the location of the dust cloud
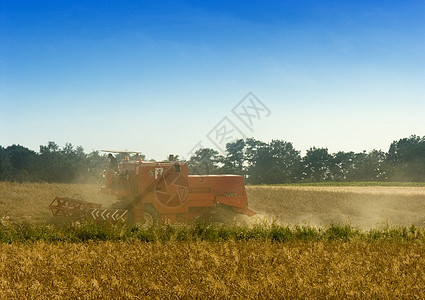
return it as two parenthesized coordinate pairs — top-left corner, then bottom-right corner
(2, 182), (424, 229)
(246, 186), (425, 229)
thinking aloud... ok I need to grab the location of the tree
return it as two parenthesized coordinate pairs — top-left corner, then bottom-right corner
(5, 145), (38, 181)
(349, 150), (387, 181)
(221, 139), (245, 175)
(245, 139), (301, 184)
(83, 151), (109, 183)
(269, 140), (302, 183)
(330, 151), (355, 181)
(386, 135), (425, 181)
(0, 146), (12, 180)
(245, 138), (267, 166)
(40, 141), (59, 153)
(302, 147), (332, 182)
(188, 148), (222, 175)
(38, 141), (88, 182)
(243, 138), (267, 182)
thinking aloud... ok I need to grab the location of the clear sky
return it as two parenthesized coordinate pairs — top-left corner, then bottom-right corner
(1, 1), (424, 160)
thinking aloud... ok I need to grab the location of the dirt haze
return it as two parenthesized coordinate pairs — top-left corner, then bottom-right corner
(247, 186), (425, 229)
(1, 182), (425, 228)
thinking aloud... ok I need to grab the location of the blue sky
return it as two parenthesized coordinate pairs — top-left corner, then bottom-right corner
(1, 1), (424, 160)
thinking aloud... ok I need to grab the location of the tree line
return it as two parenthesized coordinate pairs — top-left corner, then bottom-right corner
(1, 135), (425, 184)
(0, 142), (107, 183)
(188, 135), (425, 184)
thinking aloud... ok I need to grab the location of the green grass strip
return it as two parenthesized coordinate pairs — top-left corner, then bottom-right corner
(1, 221), (424, 244)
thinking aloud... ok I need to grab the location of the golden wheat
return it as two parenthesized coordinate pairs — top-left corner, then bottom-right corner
(0, 240), (424, 299)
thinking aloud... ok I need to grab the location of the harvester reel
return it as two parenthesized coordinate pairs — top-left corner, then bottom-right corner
(154, 171), (190, 208)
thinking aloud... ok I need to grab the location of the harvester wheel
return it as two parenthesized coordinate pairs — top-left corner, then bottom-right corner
(137, 205), (158, 229)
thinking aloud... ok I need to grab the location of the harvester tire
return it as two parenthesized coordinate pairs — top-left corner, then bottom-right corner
(137, 205), (158, 229)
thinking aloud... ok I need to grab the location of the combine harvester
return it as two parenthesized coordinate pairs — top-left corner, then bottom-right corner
(50, 151), (255, 226)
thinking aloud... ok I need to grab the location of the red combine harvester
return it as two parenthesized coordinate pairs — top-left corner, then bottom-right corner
(50, 152), (255, 226)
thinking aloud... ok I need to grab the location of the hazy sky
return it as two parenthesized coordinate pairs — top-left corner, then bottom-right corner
(1, 1), (424, 160)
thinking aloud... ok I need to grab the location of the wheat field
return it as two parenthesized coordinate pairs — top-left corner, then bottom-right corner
(2, 182), (425, 298)
(246, 185), (425, 228)
(1, 182), (425, 227)
(0, 182), (116, 223)
(1, 240), (424, 299)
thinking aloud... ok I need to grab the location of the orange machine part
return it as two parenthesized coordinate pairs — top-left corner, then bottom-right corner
(188, 175), (247, 201)
(188, 175), (255, 216)
(101, 161), (255, 223)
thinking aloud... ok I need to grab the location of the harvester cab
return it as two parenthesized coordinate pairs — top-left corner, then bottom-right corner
(49, 150), (256, 226)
